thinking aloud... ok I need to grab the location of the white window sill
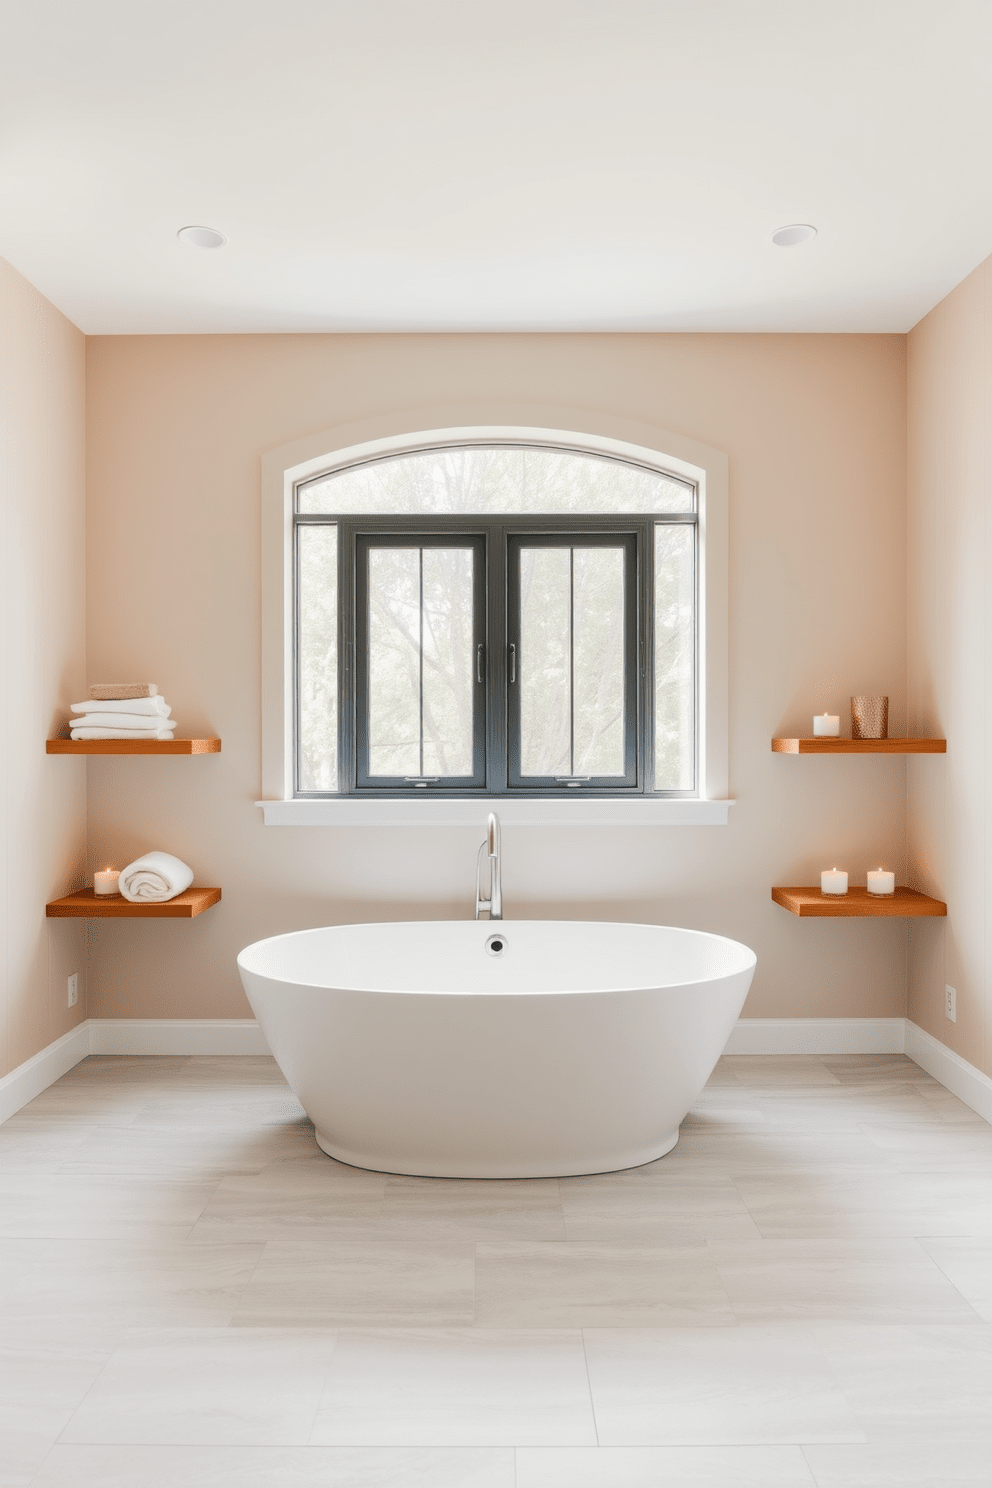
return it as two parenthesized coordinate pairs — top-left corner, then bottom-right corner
(256, 798), (735, 827)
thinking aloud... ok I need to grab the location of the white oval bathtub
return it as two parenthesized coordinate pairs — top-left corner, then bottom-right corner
(237, 920), (756, 1179)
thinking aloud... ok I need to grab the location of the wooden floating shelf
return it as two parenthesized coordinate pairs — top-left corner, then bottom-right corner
(772, 886), (946, 918)
(46, 887), (222, 919)
(772, 737), (945, 754)
(47, 738), (221, 755)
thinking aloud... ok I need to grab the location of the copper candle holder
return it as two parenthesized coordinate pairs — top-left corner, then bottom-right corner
(851, 696), (888, 740)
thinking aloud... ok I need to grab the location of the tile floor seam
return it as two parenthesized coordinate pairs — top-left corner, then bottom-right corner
(179, 1177), (227, 1244)
(302, 1331), (342, 1447)
(727, 1173), (766, 1237)
(47, 1350), (120, 1455)
(911, 1254), (988, 1324)
(798, 1442), (824, 1486)
(230, 1235), (276, 1322)
(579, 1328), (601, 1446)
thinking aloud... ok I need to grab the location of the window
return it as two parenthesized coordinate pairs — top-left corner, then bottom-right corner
(294, 443), (697, 798)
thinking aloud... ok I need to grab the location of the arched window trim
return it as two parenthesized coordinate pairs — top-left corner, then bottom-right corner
(259, 417), (732, 825)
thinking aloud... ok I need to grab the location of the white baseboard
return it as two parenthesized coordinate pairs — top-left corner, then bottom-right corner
(82, 1017), (910, 1060)
(0, 1022), (92, 1124)
(725, 1017), (906, 1055)
(0, 1019), (269, 1123)
(905, 1021), (992, 1125)
(2, 1016), (989, 1128)
(88, 1019), (269, 1057)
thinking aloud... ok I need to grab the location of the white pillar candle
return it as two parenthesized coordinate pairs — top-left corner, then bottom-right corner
(820, 868), (848, 895)
(94, 869), (120, 897)
(867, 868), (896, 896)
(813, 714), (840, 736)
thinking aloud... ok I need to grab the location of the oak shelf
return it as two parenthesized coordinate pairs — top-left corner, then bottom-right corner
(46, 887), (222, 919)
(47, 738), (221, 755)
(772, 737), (946, 754)
(772, 886), (946, 918)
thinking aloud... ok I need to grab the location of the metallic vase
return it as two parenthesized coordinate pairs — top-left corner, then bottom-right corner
(851, 695), (888, 740)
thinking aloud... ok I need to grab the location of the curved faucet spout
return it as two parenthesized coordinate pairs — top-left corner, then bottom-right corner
(475, 811), (503, 920)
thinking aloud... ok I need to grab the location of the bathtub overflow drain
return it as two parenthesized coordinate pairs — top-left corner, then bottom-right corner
(485, 934), (507, 957)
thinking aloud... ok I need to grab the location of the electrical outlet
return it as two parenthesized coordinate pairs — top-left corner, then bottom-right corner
(945, 984), (957, 1022)
(67, 973), (78, 1009)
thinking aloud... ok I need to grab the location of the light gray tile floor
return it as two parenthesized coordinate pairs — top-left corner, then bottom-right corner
(1, 1052), (990, 1485)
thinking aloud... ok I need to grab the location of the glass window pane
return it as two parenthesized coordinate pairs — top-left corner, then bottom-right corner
(299, 445), (693, 516)
(368, 548), (421, 777)
(298, 524), (338, 791)
(655, 524), (695, 791)
(573, 548), (625, 776)
(422, 548), (474, 777)
(520, 547), (571, 776)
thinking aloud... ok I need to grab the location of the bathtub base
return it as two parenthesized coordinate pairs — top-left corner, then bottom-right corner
(312, 1127), (681, 1179)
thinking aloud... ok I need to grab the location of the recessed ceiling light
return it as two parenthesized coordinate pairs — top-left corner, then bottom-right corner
(177, 225), (227, 250)
(771, 224), (817, 248)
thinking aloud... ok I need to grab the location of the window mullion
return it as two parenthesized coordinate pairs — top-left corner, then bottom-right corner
(486, 523), (507, 792)
(339, 522), (356, 795)
(569, 546), (575, 777)
(641, 517), (654, 794)
(418, 546), (424, 778)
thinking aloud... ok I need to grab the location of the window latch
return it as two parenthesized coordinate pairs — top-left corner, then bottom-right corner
(403, 777), (440, 787)
(509, 643), (516, 683)
(555, 776), (591, 787)
(477, 644), (484, 684)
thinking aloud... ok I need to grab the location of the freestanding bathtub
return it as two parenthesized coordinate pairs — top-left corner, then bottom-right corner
(237, 920), (756, 1179)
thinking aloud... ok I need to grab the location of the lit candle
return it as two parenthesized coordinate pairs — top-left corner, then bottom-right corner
(867, 868), (895, 896)
(813, 714), (840, 737)
(94, 868), (120, 897)
(820, 868), (848, 895)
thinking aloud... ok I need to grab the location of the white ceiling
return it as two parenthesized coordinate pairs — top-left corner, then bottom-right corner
(3, 1), (992, 335)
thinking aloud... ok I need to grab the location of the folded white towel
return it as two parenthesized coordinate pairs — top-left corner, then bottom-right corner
(70, 727), (177, 740)
(119, 852), (194, 903)
(71, 696), (171, 717)
(70, 711), (175, 730)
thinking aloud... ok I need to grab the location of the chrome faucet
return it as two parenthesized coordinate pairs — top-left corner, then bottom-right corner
(475, 811), (502, 920)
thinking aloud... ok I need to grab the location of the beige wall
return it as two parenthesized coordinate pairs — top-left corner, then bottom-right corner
(0, 257), (87, 1079)
(84, 332), (908, 1023)
(907, 255), (992, 1072)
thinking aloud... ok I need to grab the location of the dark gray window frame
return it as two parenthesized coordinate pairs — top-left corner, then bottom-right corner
(294, 507), (697, 799)
(354, 530), (488, 790)
(506, 530), (639, 790)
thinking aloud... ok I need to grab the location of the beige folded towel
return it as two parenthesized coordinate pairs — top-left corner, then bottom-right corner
(89, 683), (158, 700)
(72, 696), (170, 717)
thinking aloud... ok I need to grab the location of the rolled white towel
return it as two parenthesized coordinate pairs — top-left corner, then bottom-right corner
(70, 727), (177, 740)
(71, 711), (174, 730)
(71, 696), (171, 717)
(119, 852), (194, 903)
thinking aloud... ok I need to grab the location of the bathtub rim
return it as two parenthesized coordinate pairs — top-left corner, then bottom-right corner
(237, 918), (758, 998)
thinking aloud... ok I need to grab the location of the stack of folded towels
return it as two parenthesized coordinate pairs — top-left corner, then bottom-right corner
(70, 683), (176, 741)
